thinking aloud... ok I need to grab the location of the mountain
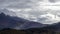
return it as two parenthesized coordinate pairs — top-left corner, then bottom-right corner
(0, 16), (60, 34)
(0, 22), (60, 34)
(0, 13), (46, 30)
(16, 21), (47, 30)
(38, 22), (60, 32)
(0, 13), (23, 29)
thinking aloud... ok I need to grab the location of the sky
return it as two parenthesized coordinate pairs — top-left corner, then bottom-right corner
(0, 0), (60, 24)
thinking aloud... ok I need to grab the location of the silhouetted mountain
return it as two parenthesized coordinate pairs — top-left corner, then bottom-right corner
(1, 22), (60, 34)
(42, 22), (60, 32)
(0, 13), (24, 29)
(0, 13), (46, 30)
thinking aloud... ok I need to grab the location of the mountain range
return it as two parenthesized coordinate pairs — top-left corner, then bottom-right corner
(0, 22), (60, 34)
(0, 12), (47, 30)
(0, 10), (60, 29)
(0, 9), (60, 34)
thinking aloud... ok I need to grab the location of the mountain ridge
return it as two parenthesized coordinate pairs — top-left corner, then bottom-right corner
(0, 12), (46, 30)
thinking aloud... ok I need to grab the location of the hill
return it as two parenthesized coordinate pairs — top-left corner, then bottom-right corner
(0, 27), (55, 34)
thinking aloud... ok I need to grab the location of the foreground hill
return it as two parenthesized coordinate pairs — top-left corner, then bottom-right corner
(0, 28), (27, 34)
(0, 27), (56, 34)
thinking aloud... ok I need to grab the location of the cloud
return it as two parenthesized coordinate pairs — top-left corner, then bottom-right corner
(49, 0), (60, 3)
(0, 0), (39, 8)
(37, 13), (60, 24)
(0, 0), (60, 24)
(6, 8), (60, 24)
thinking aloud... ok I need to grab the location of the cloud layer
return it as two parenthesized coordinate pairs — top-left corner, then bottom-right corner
(0, 0), (60, 24)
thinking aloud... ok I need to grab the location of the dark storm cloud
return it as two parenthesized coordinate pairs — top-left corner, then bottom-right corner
(49, 0), (60, 3)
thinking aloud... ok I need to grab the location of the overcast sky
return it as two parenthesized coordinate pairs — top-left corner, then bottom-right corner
(0, 0), (60, 24)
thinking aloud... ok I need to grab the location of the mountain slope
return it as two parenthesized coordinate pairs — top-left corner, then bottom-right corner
(0, 13), (19, 28)
(43, 22), (60, 32)
(0, 13), (46, 30)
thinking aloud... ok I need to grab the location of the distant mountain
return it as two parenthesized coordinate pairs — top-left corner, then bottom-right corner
(0, 22), (60, 34)
(42, 22), (60, 32)
(0, 13), (24, 29)
(0, 13), (46, 30)
(16, 21), (47, 30)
